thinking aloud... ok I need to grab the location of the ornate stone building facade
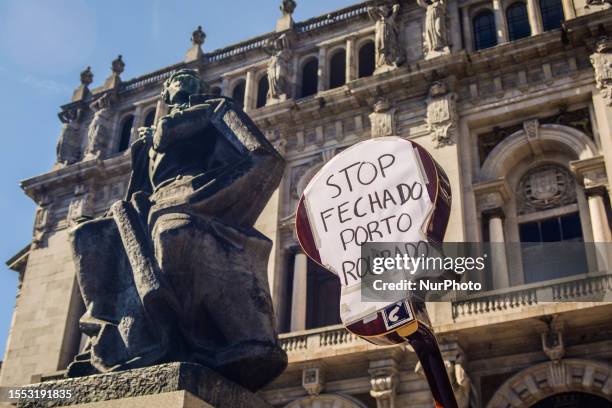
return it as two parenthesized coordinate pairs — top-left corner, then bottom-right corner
(2, 1), (612, 407)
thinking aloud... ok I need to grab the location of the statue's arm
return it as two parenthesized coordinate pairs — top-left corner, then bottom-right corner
(125, 136), (152, 200)
(153, 104), (211, 152)
(416, 0), (429, 9)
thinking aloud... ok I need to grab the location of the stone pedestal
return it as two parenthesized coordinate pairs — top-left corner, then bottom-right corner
(16, 363), (272, 408)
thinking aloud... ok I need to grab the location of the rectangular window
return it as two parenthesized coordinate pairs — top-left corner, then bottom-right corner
(519, 212), (587, 283)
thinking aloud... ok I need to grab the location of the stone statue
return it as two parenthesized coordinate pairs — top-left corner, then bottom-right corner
(417, 0), (450, 59)
(368, 1), (405, 71)
(84, 94), (112, 159)
(264, 34), (292, 102)
(55, 108), (83, 166)
(67, 69), (287, 392)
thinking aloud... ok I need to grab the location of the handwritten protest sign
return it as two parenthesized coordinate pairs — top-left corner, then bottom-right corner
(296, 136), (451, 327)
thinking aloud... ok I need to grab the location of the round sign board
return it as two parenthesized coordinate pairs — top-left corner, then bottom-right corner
(295, 136), (451, 344)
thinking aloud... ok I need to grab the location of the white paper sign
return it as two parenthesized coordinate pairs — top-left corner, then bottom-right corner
(303, 137), (434, 324)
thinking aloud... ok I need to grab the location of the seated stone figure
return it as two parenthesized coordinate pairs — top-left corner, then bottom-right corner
(67, 69), (287, 391)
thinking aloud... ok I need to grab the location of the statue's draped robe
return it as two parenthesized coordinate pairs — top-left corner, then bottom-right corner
(68, 96), (286, 391)
(425, 1), (446, 53)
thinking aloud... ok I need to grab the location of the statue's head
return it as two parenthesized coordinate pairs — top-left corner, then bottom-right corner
(162, 69), (207, 106)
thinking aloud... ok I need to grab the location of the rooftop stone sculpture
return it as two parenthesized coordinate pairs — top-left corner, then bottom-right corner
(67, 69), (287, 392)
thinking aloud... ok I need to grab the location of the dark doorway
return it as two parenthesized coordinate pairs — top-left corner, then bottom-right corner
(306, 259), (341, 329)
(329, 49), (346, 89)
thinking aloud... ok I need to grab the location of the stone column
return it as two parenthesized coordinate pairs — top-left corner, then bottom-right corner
(561, 0), (576, 20)
(474, 179), (511, 289)
(587, 189), (611, 242)
(243, 69), (256, 112)
(571, 156), (611, 271)
(317, 47), (327, 93)
(526, 0), (544, 35)
(448, 0), (462, 53)
(492, 0), (509, 44)
(487, 209), (510, 289)
(461, 7), (474, 52)
(346, 36), (357, 82)
(290, 251), (308, 332)
(591, 39), (612, 204)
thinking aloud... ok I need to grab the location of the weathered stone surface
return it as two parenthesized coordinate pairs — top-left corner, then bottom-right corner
(67, 69), (287, 392)
(17, 363), (272, 408)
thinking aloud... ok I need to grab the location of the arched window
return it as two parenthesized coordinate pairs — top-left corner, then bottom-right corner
(539, 0), (564, 31)
(232, 80), (246, 108)
(516, 164), (587, 283)
(329, 49), (346, 89)
(256, 76), (269, 108)
(506, 2), (531, 41)
(210, 86), (222, 96)
(473, 10), (498, 50)
(143, 109), (156, 128)
(301, 58), (318, 98)
(358, 41), (376, 78)
(118, 115), (134, 152)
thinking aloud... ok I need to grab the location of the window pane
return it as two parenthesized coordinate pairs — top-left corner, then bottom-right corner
(232, 81), (246, 108)
(519, 221), (541, 242)
(540, 0), (564, 31)
(118, 115), (134, 152)
(561, 212), (583, 241)
(329, 50), (346, 89)
(256, 76), (269, 108)
(473, 11), (498, 50)
(541, 217), (562, 242)
(358, 42), (375, 78)
(506, 3), (531, 41)
(301, 59), (318, 98)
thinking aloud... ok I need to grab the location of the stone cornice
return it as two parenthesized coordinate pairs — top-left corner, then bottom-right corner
(21, 153), (131, 205)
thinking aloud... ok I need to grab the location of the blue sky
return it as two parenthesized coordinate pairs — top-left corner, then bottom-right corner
(0, 0), (357, 361)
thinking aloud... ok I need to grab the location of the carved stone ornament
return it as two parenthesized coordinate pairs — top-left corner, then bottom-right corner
(191, 25), (206, 46)
(369, 368), (398, 408)
(369, 98), (397, 138)
(302, 365), (325, 396)
(32, 196), (52, 249)
(417, 0), (450, 60)
(518, 164), (576, 214)
(263, 34), (292, 103)
(426, 81), (457, 148)
(66, 69), (287, 392)
(72, 66), (93, 102)
(368, 1), (406, 72)
(590, 36), (612, 106)
(67, 185), (94, 226)
(280, 0), (297, 15)
(539, 316), (566, 361)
